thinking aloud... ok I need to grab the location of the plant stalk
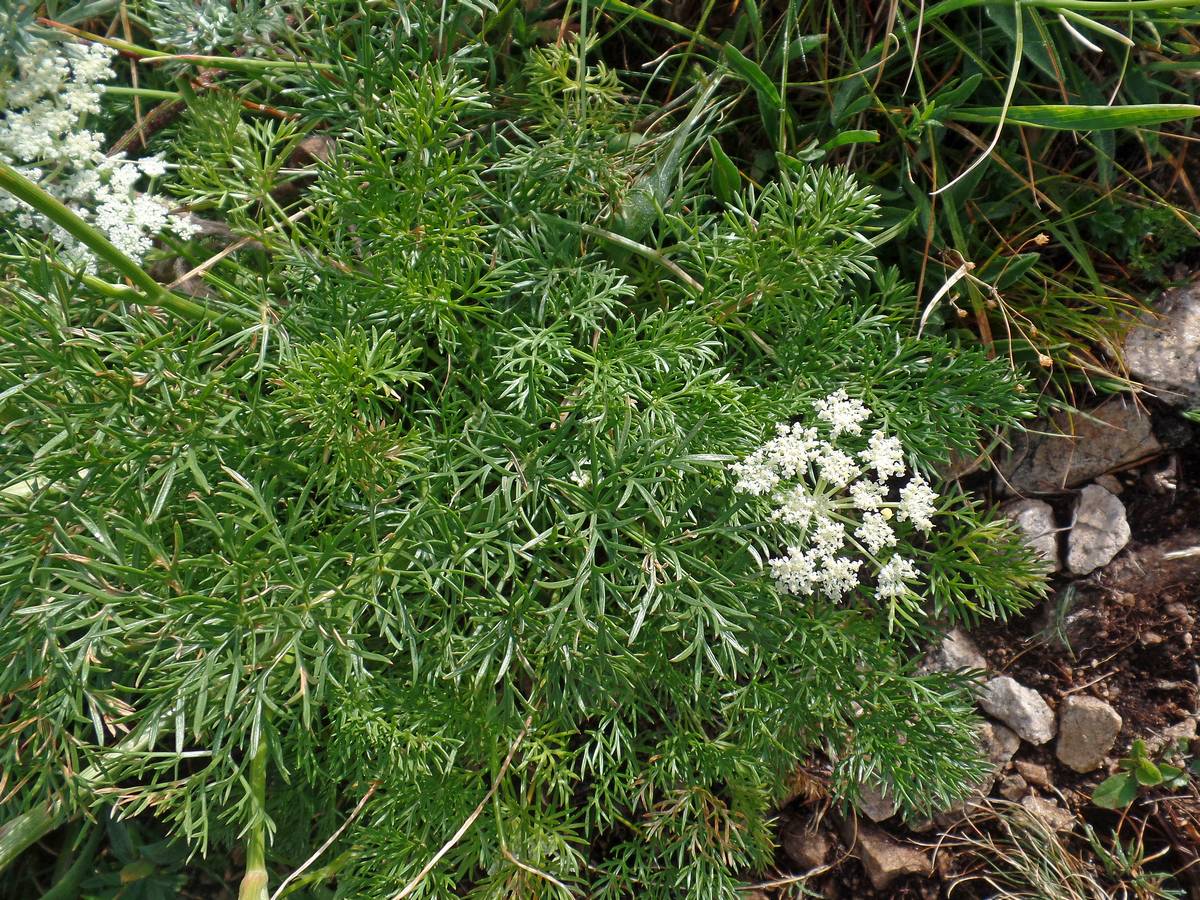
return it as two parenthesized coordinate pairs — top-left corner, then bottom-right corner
(102, 85), (183, 101)
(0, 805), (59, 873)
(239, 732), (270, 900)
(0, 161), (223, 323)
(36, 18), (334, 72)
(39, 822), (102, 900)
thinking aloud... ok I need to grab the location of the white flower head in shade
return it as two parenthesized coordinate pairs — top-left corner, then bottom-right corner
(856, 511), (897, 555)
(849, 478), (886, 511)
(898, 474), (937, 532)
(732, 390), (940, 605)
(815, 445), (860, 488)
(818, 556), (861, 600)
(569, 460), (592, 488)
(769, 546), (820, 596)
(877, 555), (918, 599)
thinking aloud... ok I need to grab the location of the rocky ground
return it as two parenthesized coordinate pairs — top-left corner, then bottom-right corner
(756, 281), (1200, 897)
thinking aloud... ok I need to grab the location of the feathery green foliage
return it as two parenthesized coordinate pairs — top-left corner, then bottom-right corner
(0, 3), (1047, 896)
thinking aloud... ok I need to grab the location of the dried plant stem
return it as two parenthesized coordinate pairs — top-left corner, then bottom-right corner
(269, 782), (378, 900)
(391, 716), (533, 900)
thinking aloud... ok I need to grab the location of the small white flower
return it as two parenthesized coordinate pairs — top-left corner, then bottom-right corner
(732, 450), (778, 496)
(770, 546), (819, 595)
(772, 484), (819, 528)
(811, 517), (846, 556)
(570, 460), (591, 488)
(877, 555), (918, 598)
(859, 430), (906, 480)
(855, 511), (897, 555)
(1, 36), (188, 266)
(898, 474), (938, 532)
(818, 556), (860, 600)
(848, 478), (886, 511)
(765, 423), (820, 478)
(814, 389), (871, 438)
(138, 155), (168, 177)
(731, 391), (941, 610)
(815, 446), (860, 488)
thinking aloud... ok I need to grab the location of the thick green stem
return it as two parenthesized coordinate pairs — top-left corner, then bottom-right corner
(39, 822), (102, 900)
(103, 85), (183, 101)
(239, 733), (270, 900)
(0, 805), (59, 872)
(0, 161), (222, 323)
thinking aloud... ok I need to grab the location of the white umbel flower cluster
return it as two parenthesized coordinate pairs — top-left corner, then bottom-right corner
(732, 390), (938, 603)
(0, 36), (197, 265)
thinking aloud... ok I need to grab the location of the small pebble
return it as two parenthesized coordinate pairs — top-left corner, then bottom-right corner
(1015, 760), (1054, 790)
(1165, 602), (1192, 621)
(998, 774), (1028, 801)
(1141, 631), (1165, 646)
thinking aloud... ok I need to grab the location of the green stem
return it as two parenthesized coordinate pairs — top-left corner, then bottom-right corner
(0, 162), (222, 323)
(276, 850), (353, 898)
(239, 733), (270, 900)
(146, 54), (336, 74)
(36, 20), (334, 72)
(39, 823), (102, 900)
(887, 0), (1200, 43)
(601, 0), (721, 48)
(0, 805), (59, 873)
(102, 86), (183, 101)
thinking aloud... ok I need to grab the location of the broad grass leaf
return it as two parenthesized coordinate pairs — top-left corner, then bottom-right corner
(708, 136), (740, 204)
(951, 103), (1200, 130)
(823, 129), (880, 151)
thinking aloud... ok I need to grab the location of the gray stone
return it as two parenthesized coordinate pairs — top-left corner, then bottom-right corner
(856, 781), (897, 822)
(998, 398), (1160, 495)
(1020, 794), (1075, 833)
(979, 677), (1056, 745)
(999, 774), (1028, 801)
(980, 720), (1021, 769)
(780, 819), (832, 870)
(1002, 499), (1061, 572)
(1056, 695), (1123, 773)
(918, 627), (988, 674)
(1067, 485), (1130, 575)
(846, 822), (931, 890)
(1015, 760), (1053, 790)
(1123, 282), (1200, 407)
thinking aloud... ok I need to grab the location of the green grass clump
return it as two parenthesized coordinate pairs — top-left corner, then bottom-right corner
(0, 3), (1046, 897)
(591, 0), (1200, 405)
